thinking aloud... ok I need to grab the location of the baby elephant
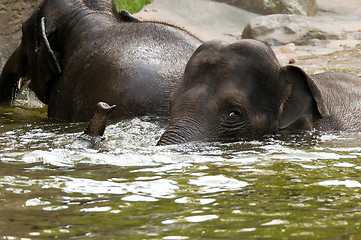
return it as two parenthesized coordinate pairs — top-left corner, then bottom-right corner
(157, 39), (361, 145)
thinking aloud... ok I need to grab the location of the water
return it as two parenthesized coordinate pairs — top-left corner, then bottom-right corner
(1, 51), (361, 239)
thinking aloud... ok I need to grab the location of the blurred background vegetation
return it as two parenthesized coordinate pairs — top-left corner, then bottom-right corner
(114, 0), (152, 13)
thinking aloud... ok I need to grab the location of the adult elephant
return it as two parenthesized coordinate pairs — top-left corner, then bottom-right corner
(0, 0), (201, 121)
(157, 39), (361, 145)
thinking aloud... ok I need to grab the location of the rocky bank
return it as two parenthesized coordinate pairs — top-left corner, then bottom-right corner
(1, 0), (360, 75)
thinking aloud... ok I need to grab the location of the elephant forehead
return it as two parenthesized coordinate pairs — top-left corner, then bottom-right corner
(179, 81), (250, 108)
(216, 78), (281, 111)
(215, 87), (250, 108)
(188, 51), (276, 83)
(194, 40), (278, 66)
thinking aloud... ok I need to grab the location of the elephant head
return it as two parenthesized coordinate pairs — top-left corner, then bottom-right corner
(0, 0), (127, 106)
(0, 1), (63, 105)
(157, 39), (329, 145)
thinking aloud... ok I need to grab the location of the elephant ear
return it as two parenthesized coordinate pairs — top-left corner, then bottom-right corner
(40, 17), (61, 75)
(279, 65), (329, 130)
(118, 10), (140, 22)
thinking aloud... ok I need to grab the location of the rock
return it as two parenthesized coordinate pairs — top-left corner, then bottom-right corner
(289, 58), (296, 64)
(317, 0), (361, 20)
(242, 14), (347, 46)
(0, 0), (41, 72)
(279, 43), (296, 53)
(213, 0), (318, 16)
(135, 0), (260, 42)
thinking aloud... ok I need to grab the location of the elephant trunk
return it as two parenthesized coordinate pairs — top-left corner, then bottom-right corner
(157, 117), (208, 146)
(0, 46), (28, 106)
(83, 102), (116, 137)
(157, 128), (189, 146)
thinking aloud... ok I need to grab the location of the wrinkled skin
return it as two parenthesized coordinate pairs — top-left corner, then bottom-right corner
(0, 0), (201, 121)
(157, 39), (361, 145)
(83, 102), (116, 137)
(76, 101), (116, 149)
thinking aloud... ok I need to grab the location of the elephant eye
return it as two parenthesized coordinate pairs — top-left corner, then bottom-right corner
(229, 112), (237, 119)
(223, 110), (242, 125)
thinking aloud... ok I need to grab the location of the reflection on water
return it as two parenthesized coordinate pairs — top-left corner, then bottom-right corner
(0, 53), (361, 239)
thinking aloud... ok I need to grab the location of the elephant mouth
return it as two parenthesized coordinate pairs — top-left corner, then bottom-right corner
(27, 77), (53, 104)
(17, 77), (30, 91)
(12, 76), (30, 102)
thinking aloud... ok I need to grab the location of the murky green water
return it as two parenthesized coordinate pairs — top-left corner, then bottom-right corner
(1, 49), (361, 239)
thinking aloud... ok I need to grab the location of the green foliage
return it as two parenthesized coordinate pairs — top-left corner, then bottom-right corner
(113, 0), (152, 13)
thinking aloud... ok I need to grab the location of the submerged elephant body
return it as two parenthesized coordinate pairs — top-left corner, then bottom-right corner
(310, 72), (360, 131)
(158, 39), (361, 145)
(0, 0), (201, 121)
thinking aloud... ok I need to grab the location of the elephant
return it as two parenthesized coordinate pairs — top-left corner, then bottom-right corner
(157, 39), (361, 145)
(0, 0), (201, 122)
